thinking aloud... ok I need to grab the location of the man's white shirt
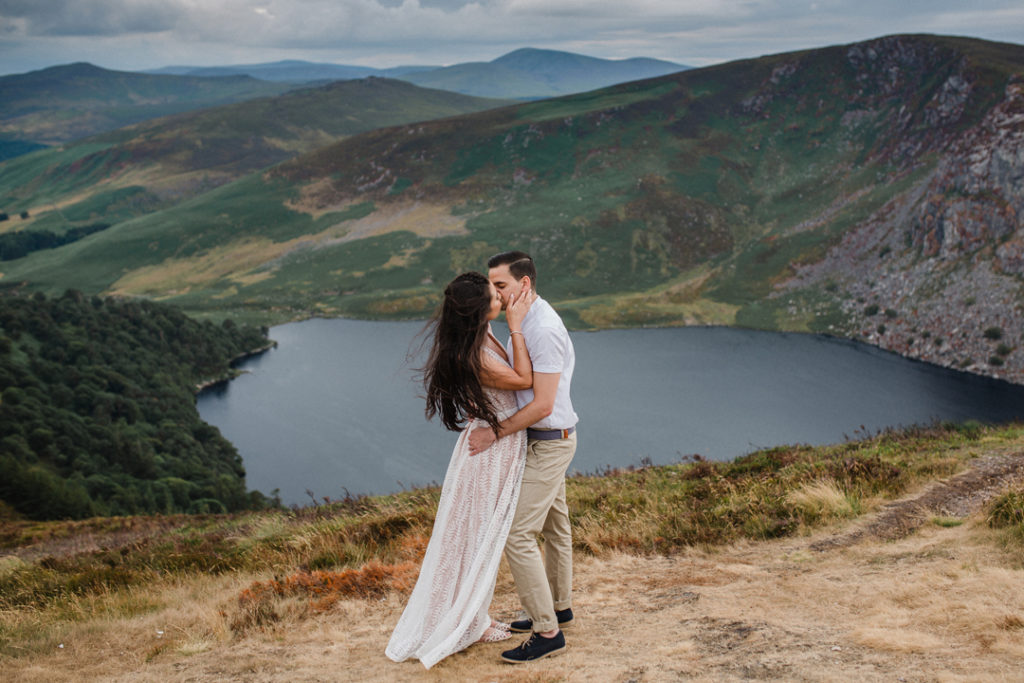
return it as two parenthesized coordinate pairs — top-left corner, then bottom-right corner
(506, 296), (578, 430)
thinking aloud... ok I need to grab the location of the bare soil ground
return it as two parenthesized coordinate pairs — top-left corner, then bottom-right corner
(7, 453), (1024, 682)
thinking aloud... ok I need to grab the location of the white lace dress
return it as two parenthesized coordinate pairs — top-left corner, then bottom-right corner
(385, 349), (527, 669)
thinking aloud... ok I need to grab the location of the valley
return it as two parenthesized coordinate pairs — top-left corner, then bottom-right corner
(0, 34), (1022, 384)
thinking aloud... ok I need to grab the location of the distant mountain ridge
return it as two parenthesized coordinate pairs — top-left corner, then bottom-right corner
(401, 48), (688, 98)
(145, 60), (437, 82)
(0, 62), (294, 146)
(142, 48), (689, 99)
(0, 50), (685, 159)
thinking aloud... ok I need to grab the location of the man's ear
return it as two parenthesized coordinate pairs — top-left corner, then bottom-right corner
(519, 275), (533, 291)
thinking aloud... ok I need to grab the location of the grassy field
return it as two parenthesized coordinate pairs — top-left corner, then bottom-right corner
(0, 422), (1022, 680)
(2, 422), (1022, 667)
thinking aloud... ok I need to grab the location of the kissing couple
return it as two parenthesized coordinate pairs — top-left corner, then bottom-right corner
(386, 250), (579, 668)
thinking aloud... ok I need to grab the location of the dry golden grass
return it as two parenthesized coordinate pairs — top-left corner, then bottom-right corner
(5, 516), (1023, 682)
(576, 294), (738, 328)
(19, 162), (175, 228)
(107, 238), (292, 296)
(786, 478), (856, 522)
(4, 427), (1021, 681)
(564, 266), (740, 328)
(283, 178), (349, 219)
(326, 201), (468, 243)
(107, 201), (466, 297)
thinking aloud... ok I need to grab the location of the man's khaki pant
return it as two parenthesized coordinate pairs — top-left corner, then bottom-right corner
(504, 432), (576, 633)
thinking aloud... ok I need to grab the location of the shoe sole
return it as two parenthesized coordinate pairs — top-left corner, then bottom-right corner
(508, 618), (574, 634)
(500, 644), (566, 664)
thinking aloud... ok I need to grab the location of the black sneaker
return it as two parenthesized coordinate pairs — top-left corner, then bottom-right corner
(500, 631), (566, 663)
(509, 607), (574, 633)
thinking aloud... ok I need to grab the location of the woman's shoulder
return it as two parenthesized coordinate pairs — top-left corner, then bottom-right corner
(482, 345), (509, 365)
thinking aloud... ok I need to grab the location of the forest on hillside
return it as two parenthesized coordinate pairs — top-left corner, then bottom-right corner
(0, 290), (275, 520)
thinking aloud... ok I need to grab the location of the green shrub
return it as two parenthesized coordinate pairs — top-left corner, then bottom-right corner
(984, 326), (1004, 340)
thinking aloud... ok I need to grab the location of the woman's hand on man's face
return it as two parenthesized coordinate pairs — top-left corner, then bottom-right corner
(505, 289), (532, 329)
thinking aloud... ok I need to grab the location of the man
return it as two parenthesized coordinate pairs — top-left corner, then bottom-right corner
(468, 250), (578, 664)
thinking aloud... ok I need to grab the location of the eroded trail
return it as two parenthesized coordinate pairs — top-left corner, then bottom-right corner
(811, 451), (1024, 550)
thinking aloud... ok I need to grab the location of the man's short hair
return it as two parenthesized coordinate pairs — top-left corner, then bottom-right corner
(487, 250), (537, 287)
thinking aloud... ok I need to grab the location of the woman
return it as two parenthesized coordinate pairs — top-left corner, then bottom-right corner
(385, 271), (534, 669)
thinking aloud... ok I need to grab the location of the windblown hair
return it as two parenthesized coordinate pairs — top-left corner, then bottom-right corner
(422, 272), (500, 434)
(487, 250), (537, 288)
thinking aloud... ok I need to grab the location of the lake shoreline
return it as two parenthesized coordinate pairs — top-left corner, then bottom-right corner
(193, 341), (278, 393)
(220, 308), (1024, 388)
(196, 319), (1024, 506)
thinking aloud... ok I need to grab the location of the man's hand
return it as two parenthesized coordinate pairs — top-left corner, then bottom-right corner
(468, 426), (497, 455)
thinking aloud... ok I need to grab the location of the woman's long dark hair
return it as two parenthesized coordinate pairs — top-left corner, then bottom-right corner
(421, 272), (500, 434)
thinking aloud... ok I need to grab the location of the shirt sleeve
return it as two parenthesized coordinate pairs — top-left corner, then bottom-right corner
(528, 324), (566, 374)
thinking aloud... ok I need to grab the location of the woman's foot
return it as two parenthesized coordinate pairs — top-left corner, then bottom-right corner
(477, 622), (512, 643)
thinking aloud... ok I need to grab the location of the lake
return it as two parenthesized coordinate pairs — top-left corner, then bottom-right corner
(196, 319), (1024, 506)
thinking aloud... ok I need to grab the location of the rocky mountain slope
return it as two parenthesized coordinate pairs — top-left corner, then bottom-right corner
(781, 39), (1024, 382)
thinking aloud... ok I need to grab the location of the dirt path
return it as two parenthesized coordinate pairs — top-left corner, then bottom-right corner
(9, 454), (1024, 682)
(811, 452), (1024, 550)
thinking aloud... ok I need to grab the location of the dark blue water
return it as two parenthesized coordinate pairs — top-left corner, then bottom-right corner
(196, 319), (1024, 505)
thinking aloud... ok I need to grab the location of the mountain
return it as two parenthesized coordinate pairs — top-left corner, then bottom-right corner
(141, 49), (687, 98)
(0, 50), (678, 158)
(0, 78), (512, 238)
(401, 48), (688, 98)
(145, 60), (438, 82)
(2, 35), (1023, 384)
(0, 63), (294, 147)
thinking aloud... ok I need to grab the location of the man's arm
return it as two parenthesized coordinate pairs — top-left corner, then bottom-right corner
(468, 372), (560, 455)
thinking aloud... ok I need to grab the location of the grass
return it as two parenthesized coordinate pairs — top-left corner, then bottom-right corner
(987, 487), (1024, 551)
(2, 420), (1021, 659)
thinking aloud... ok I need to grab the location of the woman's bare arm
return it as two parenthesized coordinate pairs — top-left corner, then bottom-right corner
(480, 341), (532, 390)
(480, 289), (533, 390)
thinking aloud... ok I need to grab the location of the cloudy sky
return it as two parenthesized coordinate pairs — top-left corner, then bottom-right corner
(1, 0), (1022, 75)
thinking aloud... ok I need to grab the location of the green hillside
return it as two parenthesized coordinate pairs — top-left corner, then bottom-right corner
(0, 63), (294, 147)
(1, 35), (1022, 383)
(0, 78), (511, 240)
